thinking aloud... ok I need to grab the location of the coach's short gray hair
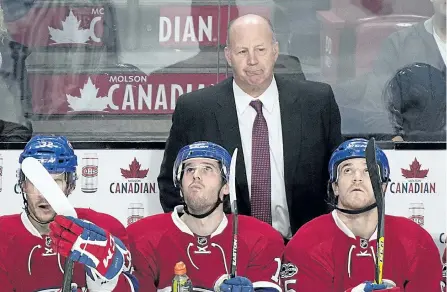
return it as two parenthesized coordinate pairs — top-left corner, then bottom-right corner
(225, 15), (277, 47)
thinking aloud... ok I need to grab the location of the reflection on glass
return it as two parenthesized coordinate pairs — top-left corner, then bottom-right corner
(0, 0), (441, 141)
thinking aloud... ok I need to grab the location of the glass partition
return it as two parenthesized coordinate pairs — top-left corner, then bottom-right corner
(0, 0), (443, 142)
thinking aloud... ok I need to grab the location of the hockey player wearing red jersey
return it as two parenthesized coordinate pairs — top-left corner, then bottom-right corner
(0, 135), (139, 292)
(281, 138), (442, 292)
(127, 141), (284, 292)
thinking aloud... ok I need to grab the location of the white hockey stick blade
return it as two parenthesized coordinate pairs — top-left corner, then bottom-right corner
(22, 157), (77, 218)
(229, 148), (238, 213)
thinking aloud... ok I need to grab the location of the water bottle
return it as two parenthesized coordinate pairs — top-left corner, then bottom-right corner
(172, 261), (193, 292)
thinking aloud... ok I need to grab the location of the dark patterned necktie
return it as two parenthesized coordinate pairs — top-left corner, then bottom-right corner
(250, 100), (272, 225)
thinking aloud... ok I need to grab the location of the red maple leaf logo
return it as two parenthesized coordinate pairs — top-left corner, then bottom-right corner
(401, 158), (429, 179)
(120, 158), (149, 179)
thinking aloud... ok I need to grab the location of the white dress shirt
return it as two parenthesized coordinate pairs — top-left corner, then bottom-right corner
(433, 29), (446, 65)
(425, 17), (446, 65)
(233, 76), (292, 239)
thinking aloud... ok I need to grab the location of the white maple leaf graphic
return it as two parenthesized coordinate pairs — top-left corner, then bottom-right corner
(67, 77), (112, 112)
(49, 10), (91, 44)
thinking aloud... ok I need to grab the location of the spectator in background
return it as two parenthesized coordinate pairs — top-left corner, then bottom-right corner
(0, 5), (32, 137)
(360, 0), (446, 140)
(0, 119), (31, 142)
(158, 13), (342, 240)
(383, 63), (446, 141)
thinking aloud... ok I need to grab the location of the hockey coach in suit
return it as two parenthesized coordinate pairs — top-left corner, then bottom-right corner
(158, 14), (343, 239)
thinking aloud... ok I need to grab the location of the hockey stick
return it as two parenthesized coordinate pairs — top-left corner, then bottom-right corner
(229, 148), (238, 278)
(365, 138), (385, 285)
(21, 157), (78, 292)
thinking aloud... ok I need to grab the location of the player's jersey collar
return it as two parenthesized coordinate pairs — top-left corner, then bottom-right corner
(332, 210), (377, 241)
(171, 205), (228, 237)
(20, 212), (43, 239)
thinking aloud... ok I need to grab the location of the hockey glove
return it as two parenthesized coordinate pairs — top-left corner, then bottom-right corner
(346, 280), (401, 292)
(219, 276), (254, 292)
(49, 215), (131, 281)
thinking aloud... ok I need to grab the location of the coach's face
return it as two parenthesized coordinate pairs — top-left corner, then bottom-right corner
(24, 173), (67, 223)
(225, 15), (278, 95)
(181, 158), (229, 215)
(332, 158), (376, 211)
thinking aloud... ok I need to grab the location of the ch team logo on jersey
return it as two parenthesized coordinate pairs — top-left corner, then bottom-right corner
(280, 263), (298, 279)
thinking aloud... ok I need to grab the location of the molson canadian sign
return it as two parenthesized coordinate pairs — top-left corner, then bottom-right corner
(389, 157), (436, 194)
(28, 73), (227, 114)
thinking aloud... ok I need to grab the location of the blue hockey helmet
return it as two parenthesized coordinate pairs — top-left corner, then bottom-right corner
(19, 135), (78, 174)
(173, 141), (232, 187)
(328, 138), (390, 183)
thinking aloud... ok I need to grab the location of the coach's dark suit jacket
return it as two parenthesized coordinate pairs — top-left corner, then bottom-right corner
(158, 75), (343, 235)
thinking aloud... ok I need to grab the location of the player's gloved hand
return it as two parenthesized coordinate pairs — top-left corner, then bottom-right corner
(346, 280), (401, 292)
(49, 215), (130, 281)
(219, 276), (254, 292)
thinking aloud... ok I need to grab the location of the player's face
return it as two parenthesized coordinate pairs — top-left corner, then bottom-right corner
(24, 173), (68, 222)
(333, 158), (376, 210)
(181, 158), (229, 215)
(224, 21), (278, 93)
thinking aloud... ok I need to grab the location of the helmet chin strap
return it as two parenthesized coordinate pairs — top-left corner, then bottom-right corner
(23, 198), (55, 225)
(333, 203), (377, 215)
(330, 202), (378, 215)
(184, 197), (223, 219)
(21, 182), (65, 226)
(183, 184), (225, 219)
(327, 181), (384, 215)
(26, 207), (55, 225)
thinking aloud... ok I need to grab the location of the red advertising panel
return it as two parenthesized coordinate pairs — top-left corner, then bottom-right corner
(7, 6), (105, 47)
(29, 73), (227, 115)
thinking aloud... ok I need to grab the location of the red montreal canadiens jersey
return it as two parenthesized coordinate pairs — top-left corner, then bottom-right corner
(0, 208), (132, 292)
(127, 206), (284, 292)
(281, 211), (442, 292)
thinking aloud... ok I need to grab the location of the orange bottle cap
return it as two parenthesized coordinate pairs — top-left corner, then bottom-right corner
(174, 261), (187, 275)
